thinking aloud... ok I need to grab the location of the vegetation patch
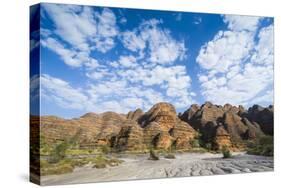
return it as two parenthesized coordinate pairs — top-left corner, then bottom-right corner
(41, 160), (74, 176)
(148, 149), (159, 160)
(221, 145), (232, 158)
(247, 136), (273, 156)
(41, 155), (124, 175)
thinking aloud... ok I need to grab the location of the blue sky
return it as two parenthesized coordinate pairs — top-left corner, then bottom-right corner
(31, 3), (274, 118)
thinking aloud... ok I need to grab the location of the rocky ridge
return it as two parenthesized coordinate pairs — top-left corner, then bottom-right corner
(37, 102), (273, 152)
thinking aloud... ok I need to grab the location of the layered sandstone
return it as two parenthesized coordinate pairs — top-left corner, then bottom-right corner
(35, 102), (273, 153)
(180, 102), (272, 150)
(141, 103), (196, 150)
(213, 125), (232, 150)
(247, 105), (273, 135)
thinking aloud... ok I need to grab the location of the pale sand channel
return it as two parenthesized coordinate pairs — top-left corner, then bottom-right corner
(41, 152), (273, 185)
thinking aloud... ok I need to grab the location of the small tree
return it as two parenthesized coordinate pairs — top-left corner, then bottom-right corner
(190, 139), (200, 148)
(100, 145), (111, 154)
(148, 148), (159, 160)
(49, 141), (69, 163)
(49, 130), (82, 163)
(222, 145), (232, 158)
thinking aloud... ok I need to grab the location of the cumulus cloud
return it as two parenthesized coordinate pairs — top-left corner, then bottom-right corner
(197, 15), (273, 106)
(40, 6), (196, 115)
(85, 18), (194, 111)
(223, 15), (261, 32)
(41, 74), (89, 110)
(120, 19), (187, 65)
(117, 55), (137, 68)
(42, 4), (118, 52)
(197, 30), (254, 74)
(41, 74), (166, 113)
(41, 4), (118, 68)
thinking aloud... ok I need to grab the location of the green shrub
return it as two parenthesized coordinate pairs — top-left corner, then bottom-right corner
(49, 141), (70, 163)
(221, 145), (232, 158)
(41, 162), (74, 176)
(190, 139), (200, 148)
(48, 130), (83, 163)
(92, 154), (123, 168)
(148, 148), (159, 160)
(100, 145), (111, 154)
(93, 163), (106, 169)
(247, 136), (273, 156)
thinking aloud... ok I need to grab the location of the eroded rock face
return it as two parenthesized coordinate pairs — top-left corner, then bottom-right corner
(180, 102), (272, 150)
(114, 123), (145, 151)
(213, 125), (232, 150)
(223, 112), (248, 141)
(37, 102), (273, 153)
(127, 108), (143, 122)
(141, 102), (177, 131)
(184, 102), (225, 132)
(170, 120), (197, 149)
(242, 118), (264, 139)
(141, 102), (196, 150)
(39, 102), (196, 152)
(247, 105), (273, 135)
(40, 112), (133, 149)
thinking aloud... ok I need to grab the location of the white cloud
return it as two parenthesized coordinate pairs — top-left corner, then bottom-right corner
(121, 31), (146, 52)
(42, 4), (118, 55)
(41, 37), (100, 68)
(114, 64), (194, 108)
(84, 59), (100, 70)
(250, 90), (273, 105)
(41, 37), (82, 67)
(42, 4), (95, 51)
(223, 15), (261, 32)
(118, 55), (137, 68)
(41, 74), (89, 110)
(96, 8), (118, 37)
(120, 19), (187, 65)
(197, 30), (254, 74)
(41, 11), (195, 114)
(120, 17), (127, 24)
(40, 73), (165, 113)
(251, 24), (274, 66)
(197, 15), (273, 107)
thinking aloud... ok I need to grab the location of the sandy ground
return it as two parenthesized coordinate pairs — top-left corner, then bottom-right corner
(41, 152), (273, 185)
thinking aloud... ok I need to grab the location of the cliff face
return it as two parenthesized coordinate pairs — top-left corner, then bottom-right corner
(180, 102), (272, 150)
(140, 103), (196, 150)
(36, 102), (273, 152)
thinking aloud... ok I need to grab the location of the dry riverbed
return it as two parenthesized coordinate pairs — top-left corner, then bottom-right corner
(41, 152), (273, 185)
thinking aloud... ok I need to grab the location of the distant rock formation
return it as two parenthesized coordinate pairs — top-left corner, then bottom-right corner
(179, 102), (272, 150)
(247, 105), (273, 135)
(36, 102), (273, 153)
